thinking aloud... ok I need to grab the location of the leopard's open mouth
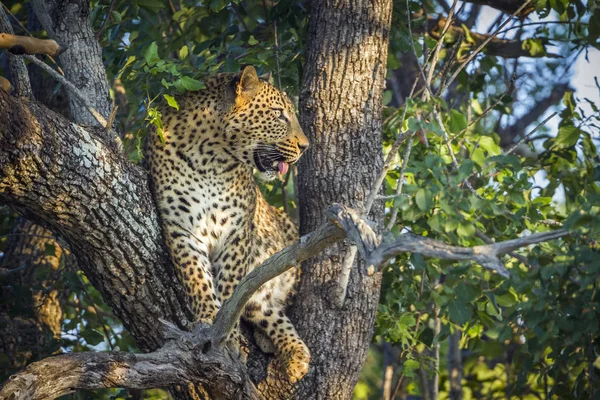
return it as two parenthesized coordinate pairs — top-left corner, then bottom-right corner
(253, 148), (291, 175)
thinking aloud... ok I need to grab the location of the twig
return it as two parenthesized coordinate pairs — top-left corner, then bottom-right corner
(365, 77), (418, 213)
(386, 133), (415, 230)
(425, 0), (458, 90)
(95, 0), (118, 41)
(376, 193), (410, 200)
(450, 72), (516, 142)
(505, 112), (558, 155)
(432, 306), (440, 400)
(440, 0), (533, 95)
(23, 54), (108, 128)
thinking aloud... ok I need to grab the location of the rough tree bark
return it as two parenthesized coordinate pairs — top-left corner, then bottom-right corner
(0, 92), (191, 350)
(294, 0), (392, 398)
(29, 0), (111, 126)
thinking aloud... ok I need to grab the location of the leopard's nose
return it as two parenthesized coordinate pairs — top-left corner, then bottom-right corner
(296, 131), (309, 153)
(298, 142), (309, 153)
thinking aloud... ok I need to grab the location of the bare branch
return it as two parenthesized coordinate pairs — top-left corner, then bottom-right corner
(0, 33), (64, 56)
(367, 229), (571, 277)
(505, 112), (558, 154)
(426, 16), (560, 59)
(23, 54), (108, 129)
(499, 82), (568, 149)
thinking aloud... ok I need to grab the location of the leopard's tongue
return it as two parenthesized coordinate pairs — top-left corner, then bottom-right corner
(277, 161), (289, 175)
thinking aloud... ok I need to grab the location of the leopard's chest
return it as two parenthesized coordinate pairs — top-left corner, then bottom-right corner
(168, 168), (254, 258)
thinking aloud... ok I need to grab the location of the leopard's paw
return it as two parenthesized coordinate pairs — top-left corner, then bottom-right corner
(278, 342), (310, 384)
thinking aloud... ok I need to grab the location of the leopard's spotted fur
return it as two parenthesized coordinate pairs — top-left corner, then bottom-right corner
(147, 66), (310, 383)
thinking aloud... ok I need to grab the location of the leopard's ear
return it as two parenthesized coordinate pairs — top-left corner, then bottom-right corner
(236, 65), (262, 105)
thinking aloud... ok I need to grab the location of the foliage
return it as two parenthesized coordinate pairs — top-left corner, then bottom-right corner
(0, 0), (599, 399)
(371, 0), (600, 399)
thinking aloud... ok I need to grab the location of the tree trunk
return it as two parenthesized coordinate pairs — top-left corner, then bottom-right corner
(294, 0), (392, 398)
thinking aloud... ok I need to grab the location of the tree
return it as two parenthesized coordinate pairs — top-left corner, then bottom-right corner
(1, 0), (598, 399)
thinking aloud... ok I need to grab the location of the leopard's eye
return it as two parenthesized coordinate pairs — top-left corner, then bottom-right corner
(272, 108), (287, 122)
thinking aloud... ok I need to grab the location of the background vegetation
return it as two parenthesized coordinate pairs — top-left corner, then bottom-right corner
(0, 0), (598, 399)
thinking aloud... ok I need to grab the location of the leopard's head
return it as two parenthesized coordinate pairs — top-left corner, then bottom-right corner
(223, 66), (309, 180)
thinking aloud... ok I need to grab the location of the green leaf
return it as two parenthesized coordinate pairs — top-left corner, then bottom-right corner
(402, 359), (420, 378)
(495, 292), (517, 307)
(415, 188), (433, 211)
(111, 10), (122, 24)
(179, 45), (189, 60)
(448, 109), (467, 133)
(458, 160), (474, 180)
(589, 9), (600, 40)
(478, 136), (501, 156)
(399, 314), (417, 327)
(448, 299), (472, 325)
(175, 76), (205, 91)
(471, 147), (486, 167)
(554, 125), (581, 149)
(456, 222), (475, 237)
(163, 94), (179, 111)
(143, 41), (160, 65)
(521, 38), (546, 57)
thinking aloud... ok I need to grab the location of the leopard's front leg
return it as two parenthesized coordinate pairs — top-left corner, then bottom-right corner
(162, 224), (245, 359)
(212, 230), (254, 360)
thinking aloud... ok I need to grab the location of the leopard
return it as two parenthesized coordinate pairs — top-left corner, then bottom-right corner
(146, 65), (311, 384)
